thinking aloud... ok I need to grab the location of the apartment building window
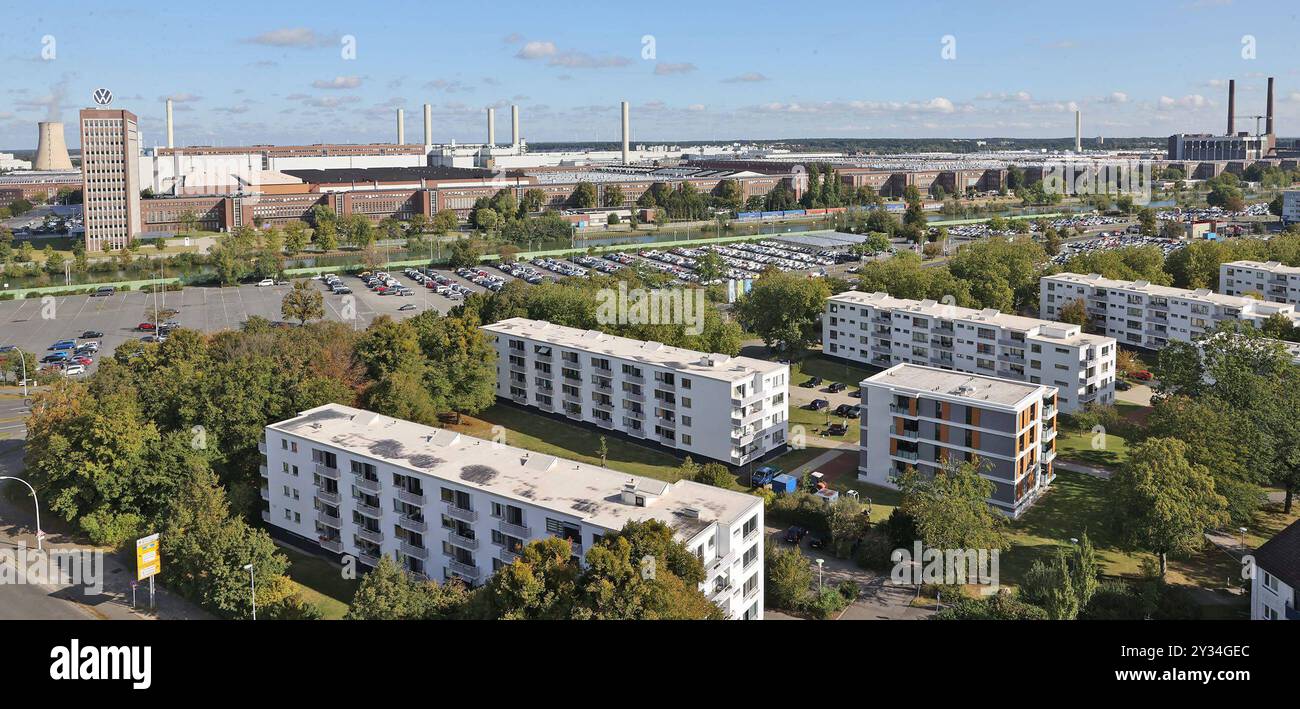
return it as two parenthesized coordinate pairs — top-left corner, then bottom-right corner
(680, 377), (691, 389)
(280, 438), (288, 450)
(742, 573), (759, 597)
(742, 514), (758, 538)
(742, 544), (758, 569)
(681, 434), (692, 445)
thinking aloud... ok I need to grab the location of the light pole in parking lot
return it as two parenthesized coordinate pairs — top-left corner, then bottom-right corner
(0, 476), (43, 552)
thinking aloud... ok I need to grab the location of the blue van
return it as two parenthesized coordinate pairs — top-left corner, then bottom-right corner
(50, 340), (76, 351)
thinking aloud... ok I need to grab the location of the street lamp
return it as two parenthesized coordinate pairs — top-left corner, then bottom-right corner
(243, 563), (256, 620)
(0, 476), (42, 551)
(815, 558), (825, 592)
(1239, 527), (1248, 552)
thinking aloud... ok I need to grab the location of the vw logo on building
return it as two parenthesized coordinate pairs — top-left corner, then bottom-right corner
(92, 88), (113, 106)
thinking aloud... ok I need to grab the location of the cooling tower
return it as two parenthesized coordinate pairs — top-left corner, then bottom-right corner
(34, 121), (73, 170)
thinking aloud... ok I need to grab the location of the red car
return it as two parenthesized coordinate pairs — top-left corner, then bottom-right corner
(1131, 370), (1153, 381)
(425, 280), (437, 289)
(72, 355), (93, 366)
(138, 322), (156, 331)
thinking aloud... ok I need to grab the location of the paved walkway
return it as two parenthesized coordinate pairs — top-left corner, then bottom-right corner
(1055, 459), (1113, 479)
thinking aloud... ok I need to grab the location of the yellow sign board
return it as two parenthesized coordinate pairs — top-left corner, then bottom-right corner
(136, 533), (161, 581)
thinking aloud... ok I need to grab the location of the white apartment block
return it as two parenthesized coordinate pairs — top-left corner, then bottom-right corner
(1220, 260), (1300, 306)
(1250, 520), (1299, 621)
(1040, 272), (1300, 350)
(858, 364), (1059, 518)
(823, 291), (1115, 413)
(481, 318), (790, 466)
(260, 403), (766, 619)
(79, 108), (141, 252)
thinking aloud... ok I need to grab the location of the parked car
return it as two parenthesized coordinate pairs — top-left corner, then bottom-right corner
(1131, 370), (1153, 381)
(782, 526), (808, 544)
(41, 352), (69, 363)
(80, 330), (104, 339)
(825, 423), (848, 436)
(137, 322), (156, 331)
(0, 345), (15, 353)
(256, 278), (274, 287)
(808, 535), (826, 550)
(64, 364), (86, 376)
(398, 303), (417, 312)
(49, 340), (76, 351)
(92, 286), (116, 297)
(800, 376), (823, 388)
(807, 398), (829, 411)
(833, 403), (856, 417)
(1115, 380), (1132, 391)
(72, 355), (93, 366)
(827, 381), (847, 393)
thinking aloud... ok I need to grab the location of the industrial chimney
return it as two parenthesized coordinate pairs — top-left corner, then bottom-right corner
(34, 122), (73, 170)
(511, 105), (520, 149)
(166, 99), (174, 149)
(486, 108), (496, 147)
(1266, 76), (1275, 136)
(1074, 110), (1082, 153)
(423, 103), (432, 146)
(1227, 79), (1236, 135)
(621, 101), (630, 164)
(397, 108), (405, 145)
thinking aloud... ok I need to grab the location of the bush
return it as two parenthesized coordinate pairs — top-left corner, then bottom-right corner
(693, 463), (733, 488)
(853, 527), (896, 571)
(809, 588), (848, 619)
(767, 491), (829, 535)
(765, 545), (814, 611)
(837, 579), (860, 602)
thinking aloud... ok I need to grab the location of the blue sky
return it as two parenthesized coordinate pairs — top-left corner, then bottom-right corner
(3, 0), (1300, 149)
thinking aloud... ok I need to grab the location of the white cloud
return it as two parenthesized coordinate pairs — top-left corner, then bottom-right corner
(243, 28), (334, 48)
(1157, 94), (1211, 110)
(654, 62), (697, 76)
(159, 92), (202, 103)
(723, 72), (770, 83)
(1102, 91), (1129, 104)
(311, 76), (362, 90)
(516, 41), (557, 60)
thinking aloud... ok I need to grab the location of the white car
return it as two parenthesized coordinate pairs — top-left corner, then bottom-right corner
(64, 364), (86, 376)
(256, 278), (274, 287)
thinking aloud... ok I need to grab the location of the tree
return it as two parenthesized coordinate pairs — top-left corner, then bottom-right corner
(447, 238), (480, 268)
(283, 221), (309, 255)
(896, 460), (1009, 552)
(431, 209), (460, 236)
(733, 270), (832, 354)
(602, 184), (625, 208)
(570, 182), (597, 209)
(1059, 298), (1089, 328)
(1019, 547), (1078, 619)
(934, 590), (1049, 620)
(280, 280), (324, 325)
(346, 555), (471, 619)
(765, 545), (814, 611)
(339, 213), (375, 248)
(411, 312), (498, 422)
(1110, 437), (1228, 577)
(519, 188), (546, 215)
(693, 462), (732, 488)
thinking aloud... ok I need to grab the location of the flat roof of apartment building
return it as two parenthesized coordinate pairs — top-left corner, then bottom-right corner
(1224, 260), (1300, 275)
(1045, 272), (1297, 311)
(482, 317), (787, 383)
(268, 403), (759, 537)
(829, 290), (1112, 347)
(864, 363), (1053, 410)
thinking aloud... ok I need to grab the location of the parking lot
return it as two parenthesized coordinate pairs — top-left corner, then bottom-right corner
(0, 267), (503, 375)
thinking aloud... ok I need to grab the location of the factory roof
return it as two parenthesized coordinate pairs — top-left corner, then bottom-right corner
(864, 364), (1054, 410)
(281, 166), (504, 184)
(481, 317), (787, 383)
(829, 290), (1113, 346)
(268, 403), (760, 537)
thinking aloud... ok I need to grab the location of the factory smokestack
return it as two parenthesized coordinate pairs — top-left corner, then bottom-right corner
(487, 107), (496, 147)
(397, 108), (405, 145)
(1227, 79), (1236, 135)
(1266, 76), (1275, 136)
(34, 122), (73, 170)
(424, 104), (432, 146)
(511, 105), (520, 148)
(1074, 110), (1081, 153)
(166, 99), (174, 149)
(621, 101), (629, 164)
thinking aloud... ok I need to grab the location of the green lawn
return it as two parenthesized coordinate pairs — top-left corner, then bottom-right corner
(448, 404), (693, 482)
(1054, 427), (1130, 467)
(766, 446), (830, 475)
(788, 402), (860, 445)
(278, 544), (358, 620)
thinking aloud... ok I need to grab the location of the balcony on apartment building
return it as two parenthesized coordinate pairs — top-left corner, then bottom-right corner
(354, 499), (383, 518)
(320, 538), (344, 553)
(447, 559), (480, 581)
(259, 464), (268, 478)
(445, 500), (477, 523)
(259, 486), (270, 501)
(258, 441), (267, 454)
(315, 463), (340, 480)
(400, 540), (428, 559)
(398, 513), (428, 533)
(354, 475), (381, 494)
(317, 508), (341, 527)
(260, 509), (270, 523)
(355, 526), (384, 545)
